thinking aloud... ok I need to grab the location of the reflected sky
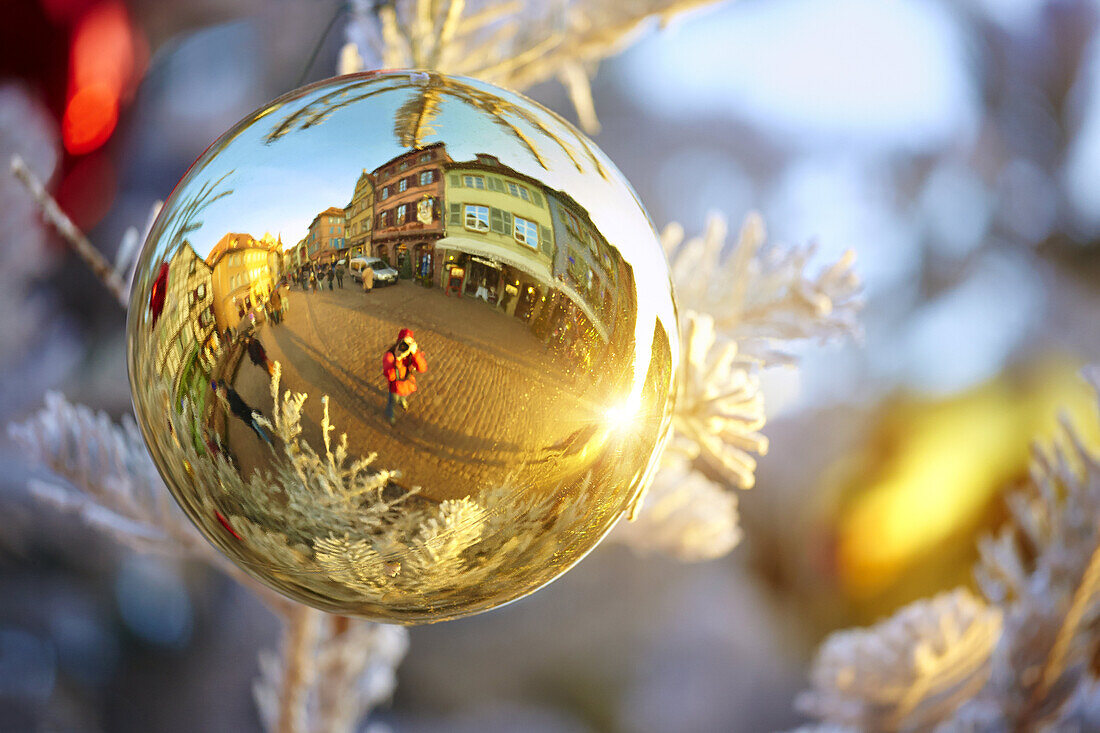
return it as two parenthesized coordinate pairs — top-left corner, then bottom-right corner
(188, 76), (661, 270)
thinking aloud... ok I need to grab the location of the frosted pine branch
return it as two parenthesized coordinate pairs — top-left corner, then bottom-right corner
(948, 367), (1100, 730)
(670, 310), (767, 489)
(798, 367), (1100, 731)
(612, 454), (740, 561)
(8, 391), (208, 556)
(254, 610), (408, 733)
(617, 213), (862, 561)
(796, 589), (1003, 731)
(664, 212), (863, 366)
(344, 0), (728, 132)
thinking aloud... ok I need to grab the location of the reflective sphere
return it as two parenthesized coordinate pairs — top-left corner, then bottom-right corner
(127, 71), (678, 622)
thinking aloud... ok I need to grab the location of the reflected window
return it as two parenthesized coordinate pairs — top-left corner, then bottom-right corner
(562, 209), (583, 239)
(399, 178), (408, 192)
(515, 216), (538, 248)
(397, 204), (407, 223)
(465, 204), (490, 232)
(463, 175), (486, 189)
(507, 182), (531, 202)
(419, 170), (433, 186)
(381, 187), (390, 200)
(400, 161), (408, 171)
(419, 152), (432, 162)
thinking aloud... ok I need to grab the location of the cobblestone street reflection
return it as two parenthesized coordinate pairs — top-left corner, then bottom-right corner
(224, 284), (606, 501)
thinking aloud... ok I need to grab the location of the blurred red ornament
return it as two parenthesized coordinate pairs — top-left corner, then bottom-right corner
(148, 262), (168, 327)
(62, 0), (144, 155)
(62, 84), (118, 154)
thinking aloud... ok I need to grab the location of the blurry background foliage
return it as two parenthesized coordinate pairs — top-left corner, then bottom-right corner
(3, 0), (1100, 731)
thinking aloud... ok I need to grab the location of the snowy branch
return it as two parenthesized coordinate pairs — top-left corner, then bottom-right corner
(616, 213), (862, 561)
(344, 0), (730, 132)
(254, 608), (408, 733)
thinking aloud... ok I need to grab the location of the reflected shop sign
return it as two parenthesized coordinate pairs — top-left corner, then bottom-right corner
(470, 255), (502, 269)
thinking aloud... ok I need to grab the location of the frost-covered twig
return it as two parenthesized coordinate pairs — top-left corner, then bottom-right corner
(255, 612), (408, 733)
(278, 605), (322, 733)
(612, 454), (740, 561)
(797, 367), (1100, 732)
(10, 155), (127, 305)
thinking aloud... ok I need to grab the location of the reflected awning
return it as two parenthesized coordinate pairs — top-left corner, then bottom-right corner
(436, 235), (610, 343)
(436, 235), (552, 284)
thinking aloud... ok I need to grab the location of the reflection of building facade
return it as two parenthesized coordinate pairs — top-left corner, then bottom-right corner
(371, 142), (449, 279)
(155, 239), (217, 410)
(206, 232), (282, 333)
(306, 207), (346, 264)
(344, 169), (374, 260)
(258, 232), (284, 282)
(292, 237), (307, 271)
(543, 188), (631, 342)
(438, 154), (556, 325)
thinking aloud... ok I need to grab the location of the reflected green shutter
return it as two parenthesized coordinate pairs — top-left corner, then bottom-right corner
(490, 207), (504, 233)
(540, 226), (552, 255)
(450, 174), (461, 187)
(531, 190), (542, 208)
(449, 203), (461, 226)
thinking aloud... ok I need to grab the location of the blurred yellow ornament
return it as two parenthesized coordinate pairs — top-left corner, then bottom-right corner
(126, 71), (677, 623)
(830, 357), (1100, 616)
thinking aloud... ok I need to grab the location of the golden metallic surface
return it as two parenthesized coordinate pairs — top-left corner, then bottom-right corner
(127, 71), (678, 623)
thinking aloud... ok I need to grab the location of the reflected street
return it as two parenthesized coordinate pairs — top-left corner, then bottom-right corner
(222, 283), (607, 501)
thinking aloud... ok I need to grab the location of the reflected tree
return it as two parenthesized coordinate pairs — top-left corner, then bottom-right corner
(264, 72), (609, 178)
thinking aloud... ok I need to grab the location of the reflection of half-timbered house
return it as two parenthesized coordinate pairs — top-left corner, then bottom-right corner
(305, 207), (345, 265)
(345, 169), (374, 260)
(542, 187), (639, 345)
(371, 142), (449, 279)
(155, 240), (217, 413)
(206, 232), (283, 333)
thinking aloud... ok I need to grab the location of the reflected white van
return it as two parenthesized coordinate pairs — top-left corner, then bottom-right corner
(348, 257), (399, 286)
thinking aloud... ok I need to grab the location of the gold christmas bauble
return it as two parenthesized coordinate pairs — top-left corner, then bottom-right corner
(127, 71), (677, 622)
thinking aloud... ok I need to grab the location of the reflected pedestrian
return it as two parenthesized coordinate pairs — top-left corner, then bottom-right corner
(326, 266), (334, 290)
(268, 288), (282, 325)
(213, 380), (272, 446)
(336, 261), (345, 289)
(382, 328), (427, 426)
(246, 335), (275, 377)
(361, 262), (374, 294)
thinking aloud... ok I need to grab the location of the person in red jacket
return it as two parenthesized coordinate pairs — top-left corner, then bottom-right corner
(383, 328), (427, 425)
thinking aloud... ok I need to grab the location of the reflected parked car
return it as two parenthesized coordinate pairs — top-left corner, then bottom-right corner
(349, 257), (399, 286)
